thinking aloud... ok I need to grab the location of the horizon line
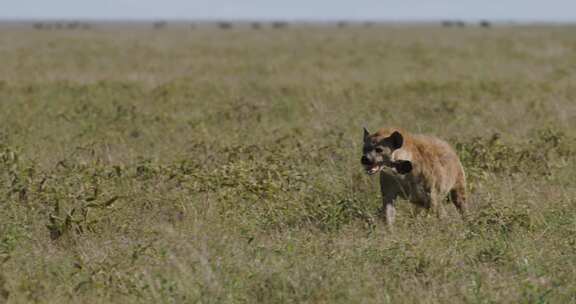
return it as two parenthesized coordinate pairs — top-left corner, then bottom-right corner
(1, 17), (575, 23)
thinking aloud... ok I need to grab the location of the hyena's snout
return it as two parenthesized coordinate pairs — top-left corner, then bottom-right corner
(361, 155), (383, 175)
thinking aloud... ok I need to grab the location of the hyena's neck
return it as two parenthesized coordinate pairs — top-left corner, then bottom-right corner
(392, 146), (413, 162)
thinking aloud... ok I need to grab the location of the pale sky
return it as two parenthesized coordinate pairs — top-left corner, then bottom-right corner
(2, 0), (575, 22)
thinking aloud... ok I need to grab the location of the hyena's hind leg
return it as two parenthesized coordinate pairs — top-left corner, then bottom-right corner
(429, 191), (447, 219)
(449, 179), (467, 216)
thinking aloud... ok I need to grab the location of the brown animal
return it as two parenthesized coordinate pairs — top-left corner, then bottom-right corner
(360, 127), (467, 227)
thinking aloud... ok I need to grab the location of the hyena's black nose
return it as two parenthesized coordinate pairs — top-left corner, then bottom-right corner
(361, 156), (371, 165)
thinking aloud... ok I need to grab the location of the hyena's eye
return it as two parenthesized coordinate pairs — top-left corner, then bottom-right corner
(375, 147), (383, 153)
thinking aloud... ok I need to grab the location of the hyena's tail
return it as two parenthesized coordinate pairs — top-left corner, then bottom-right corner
(450, 169), (467, 216)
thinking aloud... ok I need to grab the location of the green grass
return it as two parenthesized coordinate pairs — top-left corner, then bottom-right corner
(0, 24), (575, 303)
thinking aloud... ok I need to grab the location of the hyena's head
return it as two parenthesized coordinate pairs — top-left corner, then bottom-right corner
(360, 128), (413, 175)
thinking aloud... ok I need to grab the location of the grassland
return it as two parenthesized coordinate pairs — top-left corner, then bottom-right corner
(0, 23), (575, 303)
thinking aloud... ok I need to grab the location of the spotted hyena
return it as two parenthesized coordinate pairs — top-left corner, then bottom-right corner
(360, 127), (467, 227)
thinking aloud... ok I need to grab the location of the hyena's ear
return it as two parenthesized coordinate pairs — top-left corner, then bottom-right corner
(363, 127), (370, 141)
(394, 160), (413, 174)
(390, 131), (403, 150)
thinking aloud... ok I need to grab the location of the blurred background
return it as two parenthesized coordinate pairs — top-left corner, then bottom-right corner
(1, 0), (576, 24)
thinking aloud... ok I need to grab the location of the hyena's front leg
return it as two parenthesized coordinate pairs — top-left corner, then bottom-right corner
(382, 195), (397, 228)
(380, 174), (400, 229)
(411, 204), (425, 218)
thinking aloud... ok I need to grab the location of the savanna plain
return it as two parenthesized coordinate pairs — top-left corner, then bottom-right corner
(0, 23), (575, 303)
